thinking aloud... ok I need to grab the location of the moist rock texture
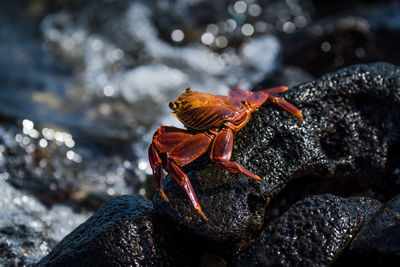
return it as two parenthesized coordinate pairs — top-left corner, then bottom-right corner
(153, 62), (400, 253)
(338, 193), (400, 266)
(234, 194), (382, 266)
(36, 195), (168, 267)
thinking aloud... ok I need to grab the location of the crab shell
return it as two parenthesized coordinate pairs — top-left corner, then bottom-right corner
(170, 88), (262, 132)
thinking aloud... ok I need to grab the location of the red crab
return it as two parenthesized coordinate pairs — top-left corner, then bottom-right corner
(148, 87), (303, 221)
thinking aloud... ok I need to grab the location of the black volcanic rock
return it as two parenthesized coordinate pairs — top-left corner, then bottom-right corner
(234, 194), (382, 266)
(336, 193), (400, 266)
(37, 195), (169, 267)
(153, 62), (400, 254)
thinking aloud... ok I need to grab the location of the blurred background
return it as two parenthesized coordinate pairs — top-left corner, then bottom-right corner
(0, 0), (400, 264)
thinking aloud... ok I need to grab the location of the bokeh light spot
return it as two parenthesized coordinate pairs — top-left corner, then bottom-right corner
(241, 23), (254, 36)
(282, 21), (296, 33)
(39, 139), (48, 148)
(216, 36), (228, 48)
(171, 29), (184, 42)
(206, 24), (219, 35)
(321, 42), (332, 52)
(234, 1), (247, 14)
(201, 32), (215, 45)
(248, 4), (262, 17)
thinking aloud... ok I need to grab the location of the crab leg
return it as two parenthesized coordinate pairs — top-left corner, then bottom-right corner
(211, 128), (262, 181)
(148, 144), (169, 201)
(153, 131), (193, 153)
(229, 86), (288, 101)
(230, 87), (302, 125)
(167, 133), (213, 221)
(258, 87), (303, 125)
(229, 87), (252, 101)
(153, 126), (192, 153)
(150, 126), (193, 202)
(259, 86), (288, 95)
(168, 161), (207, 221)
(267, 95), (303, 126)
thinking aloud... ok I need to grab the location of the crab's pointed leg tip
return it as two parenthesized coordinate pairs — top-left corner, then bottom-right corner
(254, 175), (262, 182)
(159, 191), (169, 202)
(295, 111), (303, 126)
(197, 208), (208, 222)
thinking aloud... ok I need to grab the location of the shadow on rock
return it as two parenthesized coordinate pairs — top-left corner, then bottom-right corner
(335, 193), (400, 266)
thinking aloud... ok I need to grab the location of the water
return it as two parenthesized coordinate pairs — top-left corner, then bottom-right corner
(0, 172), (89, 266)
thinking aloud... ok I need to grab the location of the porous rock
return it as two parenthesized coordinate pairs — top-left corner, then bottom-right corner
(234, 194), (382, 266)
(153, 62), (400, 253)
(336, 193), (400, 266)
(36, 195), (169, 267)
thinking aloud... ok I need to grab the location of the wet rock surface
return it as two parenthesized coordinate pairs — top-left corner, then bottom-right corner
(155, 162), (268, 253)
(154, 62), (400, 254)
(336, 193), (400, 266)
(36, 195), (169, 267)
(234, 194), (382, 266)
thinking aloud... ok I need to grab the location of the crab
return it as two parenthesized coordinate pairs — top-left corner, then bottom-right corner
(148, 86), (303, 221)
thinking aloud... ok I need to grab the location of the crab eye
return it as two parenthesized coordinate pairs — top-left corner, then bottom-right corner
(169, 101), (178, 110)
